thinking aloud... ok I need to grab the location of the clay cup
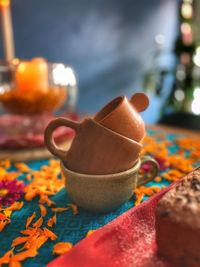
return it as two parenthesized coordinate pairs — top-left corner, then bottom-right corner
(94, 92), (149, 142)
(61, 156), (159, 213)
(44, 118), (142, 175)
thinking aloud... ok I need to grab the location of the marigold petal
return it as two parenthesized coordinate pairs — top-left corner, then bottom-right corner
(53, 242), (72, 255)
(86, 230), (96, 237)
(39, 204), (47, 217)
(4, 210), (12, 218)
(9, 260), (22, 267)
(47, 213), (56, 228)
(26, 212), (36, 229)
(31, 235), (48, 250)
(43, 227), (57, 240)
(68, 204), (78, 215)
(11, 249), (38, 262)
(0, 212), (6, 220)
(7, 202), (24, 211)
(0, 220), (9, 232)
(0, 249), (13, 264)
(32, 217), (43, 228)
(15, 163), (30, 173)
(25, 190), (37, 201)
(0, 167), (7, 177)
(20, 228), (36, 236)
(51, 207), (69, 213)
(0, 159), (11, 169)
(12, 236), (29, 247)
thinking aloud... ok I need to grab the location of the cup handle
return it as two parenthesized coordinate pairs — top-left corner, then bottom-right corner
(44, 118), (80, 161)
(137, 156), (160, 187)
(130, 93), (149, 112)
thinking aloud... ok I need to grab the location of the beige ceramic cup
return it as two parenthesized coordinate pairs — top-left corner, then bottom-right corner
(61, 156), (159, 213)
(44, 118), (142, 175)
(94, 93), (149, 142)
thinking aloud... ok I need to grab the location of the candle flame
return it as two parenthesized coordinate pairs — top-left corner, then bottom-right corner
(0, 0), (10, 8)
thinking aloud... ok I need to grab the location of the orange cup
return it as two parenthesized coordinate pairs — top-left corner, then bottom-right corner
(94, 93), (149, 142)
(44, 118), (142, 175)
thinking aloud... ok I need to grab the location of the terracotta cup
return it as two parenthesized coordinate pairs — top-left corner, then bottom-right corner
(94, 92), (149, 142)
(61, 156), (159, 213)
(44, 118), (142, 175)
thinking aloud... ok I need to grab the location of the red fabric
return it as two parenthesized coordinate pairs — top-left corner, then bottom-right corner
(48, 187), (175, 267)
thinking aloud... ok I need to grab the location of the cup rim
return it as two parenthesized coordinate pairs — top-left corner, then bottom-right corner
(60, 159), (141, 179)
(83, 118), (143, 147)
(94, 96), (125, 122)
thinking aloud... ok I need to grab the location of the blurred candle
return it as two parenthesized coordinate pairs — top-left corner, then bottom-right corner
(15, 58), (49, 93)
(0, 0), (15, 61)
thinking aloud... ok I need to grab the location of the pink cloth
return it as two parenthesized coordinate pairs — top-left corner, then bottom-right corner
(48, 186), (174, 267)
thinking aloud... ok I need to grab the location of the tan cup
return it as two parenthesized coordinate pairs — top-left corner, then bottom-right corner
(94, 92), (149, 142)
(61, 156), (159, 213)
(44, 118), (142, 175)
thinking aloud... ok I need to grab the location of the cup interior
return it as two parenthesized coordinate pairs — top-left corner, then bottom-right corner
(94, 96), (123, 122)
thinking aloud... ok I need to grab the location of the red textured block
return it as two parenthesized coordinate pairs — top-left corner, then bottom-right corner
(48, 186), (173, 267)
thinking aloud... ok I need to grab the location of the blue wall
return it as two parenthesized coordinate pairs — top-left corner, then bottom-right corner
(0, 0), (178, 121)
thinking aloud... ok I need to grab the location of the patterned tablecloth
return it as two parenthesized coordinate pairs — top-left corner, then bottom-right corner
(0, 126), (199, 266)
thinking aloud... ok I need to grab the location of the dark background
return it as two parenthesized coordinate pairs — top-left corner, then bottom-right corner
(0, 0), (178, 123)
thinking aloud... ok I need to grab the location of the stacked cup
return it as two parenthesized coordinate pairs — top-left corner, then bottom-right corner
(44, 93), (159, 212)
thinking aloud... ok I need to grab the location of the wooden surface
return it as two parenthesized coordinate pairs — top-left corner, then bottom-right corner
(0, 124), (199, 162)
(0, 140), (72, 162)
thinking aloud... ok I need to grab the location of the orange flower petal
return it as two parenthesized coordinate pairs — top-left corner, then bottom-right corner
(135, 194), (144, 206)
(15, 163), (31, 173)
(39, 204), (47, 217)
(12, 236), (29, 247)
(26, 212), (36, 229)
(53, 242), (72, 255)
(4, 210), (12, 218)
(51, 207), (69, 213)
(34, 235), (49, 250)
(9, 260), (22, 267)
(7, 201), (24, 211)
(25, 190), (37, 201)
(86, 230), (96, 237)
(32, 216), (43, 228)
(0, 220), (9, 232)
(20, 228), (36, 236)
(11, 249), (38, 262)
(39, 195), (55, 206)
(0, 159), (11, 169)
(47, 214), (56, 228)
(68, 204), (78, 215)
(0, 167), (7, 177)
(43, 227), (57, 240)
(0, 249), (13, 264)
(0, 212), (6, 220)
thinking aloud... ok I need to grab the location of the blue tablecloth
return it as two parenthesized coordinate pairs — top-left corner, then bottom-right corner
(0, 129), (199, 266)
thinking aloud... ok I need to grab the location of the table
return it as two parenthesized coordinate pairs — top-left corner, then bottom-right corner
(0, 125), (199, 266)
